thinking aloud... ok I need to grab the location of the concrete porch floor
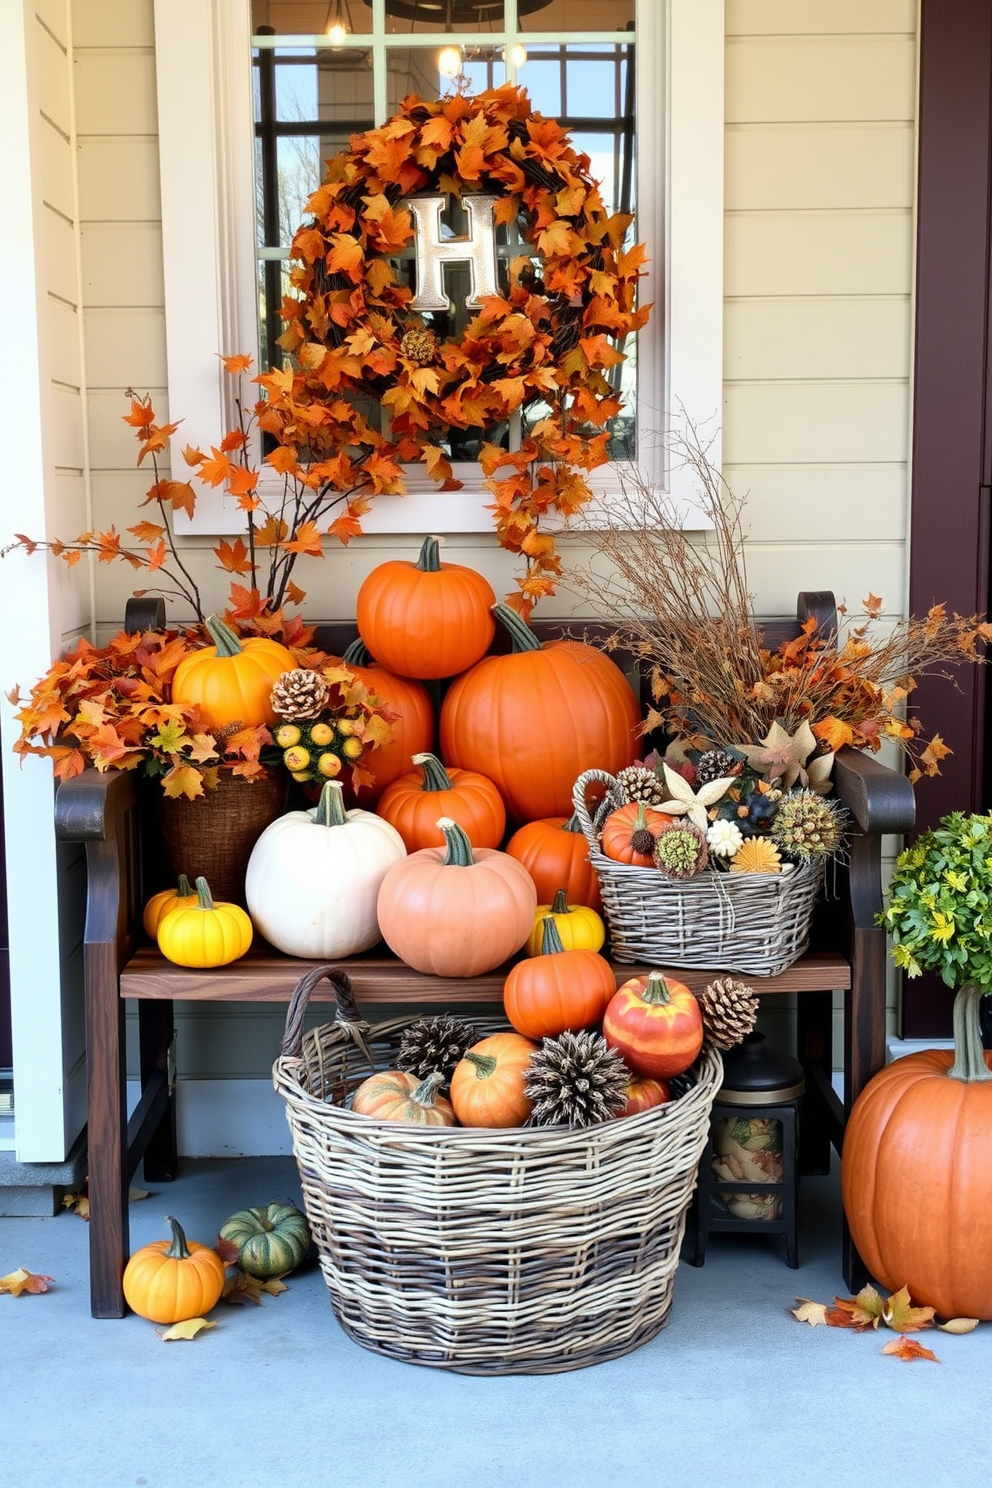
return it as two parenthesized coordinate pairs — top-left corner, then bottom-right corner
(0, 1155), (986, 1488)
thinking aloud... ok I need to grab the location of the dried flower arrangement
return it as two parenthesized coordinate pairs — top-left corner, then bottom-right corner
(566, 422), (992, 789)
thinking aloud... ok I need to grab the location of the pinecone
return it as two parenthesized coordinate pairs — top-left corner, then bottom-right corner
(615, 764), (671, 809)
(699, 977), (760, 1051)
(524, 1030), (630, 1129)
(654, 819), (709, 879)
(396, 1015), (478, 1086)
(270, 669), (330, 720)
(696, 748), (743, 786)
(400, 327), (438, 366)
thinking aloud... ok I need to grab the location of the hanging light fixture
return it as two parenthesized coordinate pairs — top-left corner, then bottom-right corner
(324, 0), (350, 44)
(505, 41), (527, 68)
(363, 1), (550, 22)
(437, 43), (463, 77)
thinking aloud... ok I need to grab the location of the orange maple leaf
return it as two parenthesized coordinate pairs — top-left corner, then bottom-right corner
(882, 1336), (940, 1363)
(0, 1267), (55, 1296)
(219, 352), (253, 375)
(281, 521), (323, 557)
(214, 537), (252, 575)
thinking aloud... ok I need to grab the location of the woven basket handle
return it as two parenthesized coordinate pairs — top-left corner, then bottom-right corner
(280, 964), (375, 1070)
(572, 768), (618, 850)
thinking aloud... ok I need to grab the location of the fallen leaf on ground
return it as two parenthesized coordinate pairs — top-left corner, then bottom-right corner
(62, 1192), (90, 1220)
(157, 1317), (216, 1341)
(222, 1270), (289, 1305)
(214, 1234), (241, 1268)
(0, 1267), (55, 1296)
(882, 1335), (940, 1363)
(792, 1299), (828, 1327)
(938, 1317), (980, 1334)
(882, 1284), (935, 1333)
(128, 1186), (150, 1202)
(829, 1285), (886, 1330)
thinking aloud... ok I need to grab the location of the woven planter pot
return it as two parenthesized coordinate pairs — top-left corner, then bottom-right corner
(273, 964), (723, 1375)
(157, 769), (287, 907)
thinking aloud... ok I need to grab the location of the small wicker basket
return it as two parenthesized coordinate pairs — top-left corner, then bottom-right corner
(273, 964), (723, 1376)
(573, 769), (825, 977)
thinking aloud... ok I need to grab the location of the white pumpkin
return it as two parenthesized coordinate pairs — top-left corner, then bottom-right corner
(245, 779), (406, 958)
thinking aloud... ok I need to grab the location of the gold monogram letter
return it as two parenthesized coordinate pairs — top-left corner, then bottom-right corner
(406, 194), (501, 313)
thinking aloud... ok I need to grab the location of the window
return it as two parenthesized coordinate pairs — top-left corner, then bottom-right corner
(154, 0), (723, 534)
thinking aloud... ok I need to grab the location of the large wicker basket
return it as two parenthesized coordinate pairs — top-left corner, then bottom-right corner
(273, 964), (723, 1376)
(573, 768), (825, 976)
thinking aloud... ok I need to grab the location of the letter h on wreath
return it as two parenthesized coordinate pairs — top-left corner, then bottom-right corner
(407, 194), (501, 312)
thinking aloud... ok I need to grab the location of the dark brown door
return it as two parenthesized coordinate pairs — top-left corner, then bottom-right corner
(906, 0), (992, 1035)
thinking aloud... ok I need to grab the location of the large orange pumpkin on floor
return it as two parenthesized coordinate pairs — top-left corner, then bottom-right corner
(376, 752), (506, 852)
(504, 812), (602, 912)
(376, 818), (536, 977)
(603, 970), (703, 1079)
(841, 984), (992, 1320)
(171, 615), (295, 731)
(337, 638), (434, 805)
(439, 604), (641, 822)
(356, 534), (496, 680)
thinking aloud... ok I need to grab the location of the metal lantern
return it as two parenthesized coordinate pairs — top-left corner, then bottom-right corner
(689, 1032), (805, 1268)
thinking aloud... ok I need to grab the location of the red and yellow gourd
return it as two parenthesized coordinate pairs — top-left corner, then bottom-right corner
(376, 817), (536, 978)
(351, 1069), (456, 1126)
(142, 874), (198, 939)
(603, 970), (703, 1079)
(121, 1214), (226, 1324)
(171, 614), (295, 731)
(439, 603), (641, 822)
(449, 1032), (538, 1128)
(245, 779), (405, 959)
(503, 915), (616, 1040)
(355, 534), (496, 680)
(524, 889), (605, 956)
(841, 984), (992, 1320)
(505, 812), (603, 913)
(376, 752), (506, 853)
(623, 1076), (671, 1117)
(218, 1203), (311, 1278)
(337, 638), (434, 805)
(601, 801), (673, 867)
(156, 876), (253, 968)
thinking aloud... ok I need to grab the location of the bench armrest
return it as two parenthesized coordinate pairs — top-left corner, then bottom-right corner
(55, 768), (142, 970)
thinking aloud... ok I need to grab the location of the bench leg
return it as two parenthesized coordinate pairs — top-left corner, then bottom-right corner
(86, 943), (129, 1318)
(138, 1000), (178, 1183)
(840, 921), (888, 1292)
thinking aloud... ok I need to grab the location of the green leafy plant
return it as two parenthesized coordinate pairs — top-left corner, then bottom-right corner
(878, 811), (992, 988)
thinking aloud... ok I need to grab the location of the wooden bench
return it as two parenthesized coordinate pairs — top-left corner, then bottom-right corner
(54, 595), (916, 1317)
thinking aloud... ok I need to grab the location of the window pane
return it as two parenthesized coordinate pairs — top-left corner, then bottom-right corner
(251, 0), (373, 37)
(519, 0), (633, 32)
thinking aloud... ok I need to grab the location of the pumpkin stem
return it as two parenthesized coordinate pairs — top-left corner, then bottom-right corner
(412, 1070), (447, 1106)
(540, 915), (566, 956)
(342, 637), (373, 667)
(640, 971), (674, 1005)
(412, 752), (454, 793)
(194, 877), (216, 911)
(176, 873), (194, 897)
(437, 816), (476, 866)
(415, 534), (444, 572)
(492, 602), (541, 653)
(551, 889), (570, 915)
(947, 984), (992, 1082)
(463, 1051), (498, 1080)
(313, 780), (348, 828)
(204, 614), (244, 657)
(562, 812), (583, 834)
(164, 1214), (192, 1260)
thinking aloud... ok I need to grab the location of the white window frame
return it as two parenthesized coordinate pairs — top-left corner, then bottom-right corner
(154, 0), (723, 536)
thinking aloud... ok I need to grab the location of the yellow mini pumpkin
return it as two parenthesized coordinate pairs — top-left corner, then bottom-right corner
(142, 874), (198, 939)
(122, 1214), (226, 1324)
(156, 876), (253, 967)
(524, 889), (606, 956)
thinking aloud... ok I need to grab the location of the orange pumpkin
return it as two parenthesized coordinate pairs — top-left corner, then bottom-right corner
(338, 638), (434, 805)
(351, 1069), (456, 1125)
(121, 1215), (226, 1324)
(603, 970), (703, 1079)
(376, 817), (537, 977)
(600, 800), (673, 867)
(449, 1032), (538, 1128)
(503, 916), (617, 1040)
(171, 615), (295, 731)
(356, 534), (496, 680)
(623, 1076), (671, 1117)
(504, 812), (603, 913)
(841, 984), (992, 1319)
(377, 752), (506, 852)
(439, 603), (641, 822)
(142, 874), (198, 939)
